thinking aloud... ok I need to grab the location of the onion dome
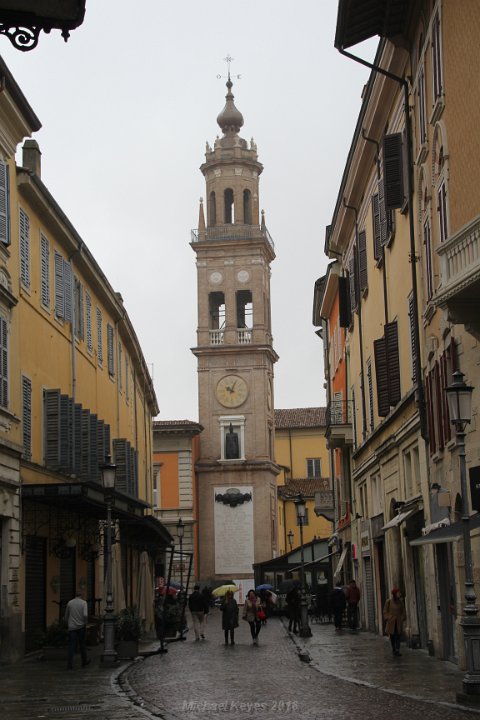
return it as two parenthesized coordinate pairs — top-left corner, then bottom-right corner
(216, 79), (244, 135)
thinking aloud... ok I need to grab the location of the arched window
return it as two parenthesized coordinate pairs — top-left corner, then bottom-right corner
(224, 188), (234, 224)
(209, 191), (216, 226)
(243, 189), (252, 224)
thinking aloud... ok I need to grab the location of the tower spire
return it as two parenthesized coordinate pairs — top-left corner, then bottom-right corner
(216, 55), (244, 136)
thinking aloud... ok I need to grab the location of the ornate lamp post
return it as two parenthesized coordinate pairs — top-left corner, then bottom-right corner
(445, 371), (479, 702)
(176, 517), (186, 640)
(100, 455), (117, 665)
(294, 494), (312, 638)
(287, 529), (294, 552)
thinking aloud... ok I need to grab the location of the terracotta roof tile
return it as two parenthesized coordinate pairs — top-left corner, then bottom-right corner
(278, 478), (331, 499)
(274, 407), (326, 429)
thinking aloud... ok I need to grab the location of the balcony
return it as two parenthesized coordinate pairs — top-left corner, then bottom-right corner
(191, 224), (275, 253)
(209, 328), (252, 346)
(436, 215), (480, 338)
(209, 329), (224, 345)
(325, 400), (353, 449)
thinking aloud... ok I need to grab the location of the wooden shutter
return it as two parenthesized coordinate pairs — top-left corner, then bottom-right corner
(367, 359), (374, 431)
(374, 337), (390, 417)
(73, 403), (82, 477)
(89, 413), (98, 482)
(107, 324), (114, 376)
(0, 316), (7, 407)
(434, 361), (444, 451)
(40, 234), (50, 308)
(385, 320), (401, 406)
(440, 352), (451, 445)
(96, 308), (103, 365)
(54, 251), (64, 319)
(113, 439), (129, 494)
(125, 357), (129, 402)
(97, 420), (106, 483)
(64, 260), (73, 323)
(86, 293), (92, 352)
(372, 193), (381, 261)
(358, 230), (368, 292)
(383, 133), (404, 210)
(20, 208), (30, 287)
(425, 373), (436, 455)
(59, 394), (72, 473)
(0, 161), (10, 246)
(408, 294), (418, 386)
(338, 276), (351, 328)
(118, 342), (122, 390)
(44, 389), (61, 469)
(22, 376), (32, 460)
(80, 409), (91, 481)
(348, 252), (358, 314)
(379, 179), (387, 246)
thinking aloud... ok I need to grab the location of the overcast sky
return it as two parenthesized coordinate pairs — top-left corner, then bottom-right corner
(2, 1), (376, 421)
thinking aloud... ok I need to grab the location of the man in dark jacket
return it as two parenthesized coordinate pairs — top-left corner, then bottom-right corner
(330, 582), (347, 631)
(286, 585), (301, 634)
(188, 584), (209, 641)
(346, 579), (361, 630)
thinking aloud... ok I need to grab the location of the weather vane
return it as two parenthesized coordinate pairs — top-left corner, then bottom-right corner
(217, 54), (241, 82)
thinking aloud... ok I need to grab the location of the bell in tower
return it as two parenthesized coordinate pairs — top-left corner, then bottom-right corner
(191, 73), (280, 582)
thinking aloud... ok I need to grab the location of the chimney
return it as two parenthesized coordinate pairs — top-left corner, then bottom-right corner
(23, 139), (41, 177)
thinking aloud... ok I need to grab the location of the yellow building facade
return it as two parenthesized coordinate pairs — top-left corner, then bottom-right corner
(0, 57), (169, 662)
(274, 408), (332, 555)
(316, 0), (480, 669)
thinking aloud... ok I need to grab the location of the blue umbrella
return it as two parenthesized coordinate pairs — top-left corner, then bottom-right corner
(256, 583), (273, 591)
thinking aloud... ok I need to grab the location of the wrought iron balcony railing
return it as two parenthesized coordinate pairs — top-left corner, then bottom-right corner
(325, 399), (353, 427)
(191, 224), (274, 252)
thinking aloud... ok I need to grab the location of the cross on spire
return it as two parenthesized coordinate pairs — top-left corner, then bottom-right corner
(217, 54), (241, 82)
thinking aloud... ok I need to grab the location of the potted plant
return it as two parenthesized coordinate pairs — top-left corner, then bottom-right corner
(115, 606), (142, 658)
(42, 620), (68, 660)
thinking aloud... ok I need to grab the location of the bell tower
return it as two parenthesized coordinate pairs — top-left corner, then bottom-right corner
(191, 76), (279, 581)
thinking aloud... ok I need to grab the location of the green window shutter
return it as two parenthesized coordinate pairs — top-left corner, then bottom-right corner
(113, 438), (129, 494)
(20, 208), (30, 288)
(22, 376), (32, 460)
(96, 307), (103, 365)
(374, 337), (390, 417)
(385, 320), (401, 406)
(64, 260), (73, 323)
(59, 394), (73, 473)
(0, 316), (7, 407)
(54, 251), (64, 319)
(80, 409), (91, 481)
(358, 230), (368, 292)
(107, 324), (114, 376)
(40, 234), (50, 308)
(44, 389), (61, 469)
(383, 133), (404, 210)
(85, 293), (92, 351)
(0, 161), (10, 246)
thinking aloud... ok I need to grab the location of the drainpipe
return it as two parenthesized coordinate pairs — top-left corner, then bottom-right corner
(337, 45), (428, 442)
(343, 200), (367, 441)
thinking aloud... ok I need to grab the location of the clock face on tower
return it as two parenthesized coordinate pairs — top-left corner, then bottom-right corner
(216, 375), (249, 408)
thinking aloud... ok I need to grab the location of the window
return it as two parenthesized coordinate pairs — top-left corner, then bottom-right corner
(54, 251), (72, 321)
(219, 416), (245, 461)
(118, 341), (122, 390)
(403, 444), (421, 498)
(432, 10), (443, 102)
(224, 188), (234, 223)
(359, 483), (368, 519)
(22, 375), (32, 460)
(408, 293), (419, 386)
(374, 320), (401, 417)
(74, 277), (84, 339)
(125, 356), (129, 402)
(209, 191), (216, 226)
(40, 234), (50, 309)
(0, 315), (7, 408)
(85, 293), (93, 352)
(307, 458), (321, 478)
(209, 292), (225, 345)
(348, 249), (358, 315)
(236, 290), (252, 343)
(418, 62), (427, 147)
(358, 229), (368, 293)
(96, 307), (103, 365)
(423, 217), (434, 299)
(243, 189), (252, 224)
(383, 133), (405, 211)
(107, 323), (114, 377)
(367, 359), (374, 431)
(437, 180), (448, 243)
(20, 208), (30, 288)
(0, 160), (10, 246)
(371, 474), (382, 516)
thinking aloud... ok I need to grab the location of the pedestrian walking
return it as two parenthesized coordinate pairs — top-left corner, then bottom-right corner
(242, 589), (262, 645)
(286, 584), (301, 634)
(345, 579), (361, 630)
(221, 590), (239, 645)
(64, 589), (89, 669)
(383, 586), (406, 656)
(188, 584), (209, 641)
(330, 581), (347, 631)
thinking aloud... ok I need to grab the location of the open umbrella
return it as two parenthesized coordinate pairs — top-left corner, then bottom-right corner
(211, 584), (239, 597)
(256, 583), (273, 591)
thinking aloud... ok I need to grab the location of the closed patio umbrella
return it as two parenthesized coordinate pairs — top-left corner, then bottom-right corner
(136, 550), (154, 633)
(112, 542), (126, 613)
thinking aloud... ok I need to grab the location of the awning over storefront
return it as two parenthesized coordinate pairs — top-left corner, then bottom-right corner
(333, 544), (348, 578)
(382, 507), (418, 530)
(409, 513), (480, 546)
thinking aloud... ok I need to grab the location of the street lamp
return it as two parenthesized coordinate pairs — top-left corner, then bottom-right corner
(0, 0), (86, 51)
(446, 371), (479, 702)
(294, 494), (312, 638)
(176, 517), (186, 640)
(100, 454), (118, 665)
(287, 529), (294, 552)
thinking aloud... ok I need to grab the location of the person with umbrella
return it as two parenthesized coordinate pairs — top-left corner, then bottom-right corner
(242, 589), (263, 645)
(220, 590), (239, 645)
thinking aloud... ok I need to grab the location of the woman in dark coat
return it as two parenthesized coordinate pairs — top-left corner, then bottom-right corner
(383, 586), (406, 656)
(221, 590), (239, 645)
